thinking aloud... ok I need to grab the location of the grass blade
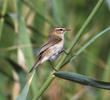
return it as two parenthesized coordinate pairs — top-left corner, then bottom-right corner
(54, 71), (110, 90)
(17, 16), (39, 95)
(16, 72), (35, 100)
(61, 27), (110, 68)
(16, 83), (29, 100)
(0, 0), (8, 39)
(68, 0), (104, 51)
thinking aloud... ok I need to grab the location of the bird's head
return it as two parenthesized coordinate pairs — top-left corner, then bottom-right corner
(50, 26), (70, 38)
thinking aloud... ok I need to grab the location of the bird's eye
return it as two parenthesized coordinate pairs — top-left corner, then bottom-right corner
(59, 29), (63, 31)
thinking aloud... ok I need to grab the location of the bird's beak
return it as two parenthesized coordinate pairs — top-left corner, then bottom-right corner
(65, 28), (71, 32)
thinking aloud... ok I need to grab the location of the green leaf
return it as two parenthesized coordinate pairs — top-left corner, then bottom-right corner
(16, 83), (29, 100)
(54, 71), (110, 90)
(17, 14), (39, 95)
(16, 72), (35, 100)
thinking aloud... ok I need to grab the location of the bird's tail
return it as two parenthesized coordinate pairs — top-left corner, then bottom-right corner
(28, 61), (40, 73)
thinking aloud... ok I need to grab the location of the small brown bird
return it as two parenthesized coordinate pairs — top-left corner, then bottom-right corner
(29, 26), (70, 73)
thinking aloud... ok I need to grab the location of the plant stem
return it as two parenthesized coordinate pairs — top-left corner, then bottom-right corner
(0, 0), (8, 39)
(68, 0), (104, 51)
(33, 0), (104, 99)
(33, 75), (55, 100)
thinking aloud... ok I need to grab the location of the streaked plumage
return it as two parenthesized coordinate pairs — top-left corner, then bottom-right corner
(29, 26), (70, 73)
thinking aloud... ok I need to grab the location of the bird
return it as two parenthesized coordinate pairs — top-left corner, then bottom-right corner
(28, 26), (70, 73)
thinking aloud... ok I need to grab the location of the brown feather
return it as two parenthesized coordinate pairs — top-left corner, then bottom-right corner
(39, 35), (62, 55)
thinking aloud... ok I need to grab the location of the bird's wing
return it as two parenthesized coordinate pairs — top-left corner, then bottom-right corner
(38, 37), (62, 55)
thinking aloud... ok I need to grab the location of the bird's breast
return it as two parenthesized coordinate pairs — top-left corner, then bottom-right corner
(53, 40), (64, 52)
(49, 40), (64, 60)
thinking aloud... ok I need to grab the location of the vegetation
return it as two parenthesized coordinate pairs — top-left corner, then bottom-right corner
(0, 0), (110, 100)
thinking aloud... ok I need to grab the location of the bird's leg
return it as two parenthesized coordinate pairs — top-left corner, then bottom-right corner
(60, 49), (69, 55)
(48, 60), (58, 71)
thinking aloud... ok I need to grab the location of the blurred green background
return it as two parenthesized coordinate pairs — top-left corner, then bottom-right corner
(0, 0), (110, 100)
